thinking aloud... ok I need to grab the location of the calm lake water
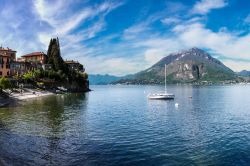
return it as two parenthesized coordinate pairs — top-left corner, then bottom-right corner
(1, 85), (250, 166)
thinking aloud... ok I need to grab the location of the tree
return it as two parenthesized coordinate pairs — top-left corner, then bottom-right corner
(0, 77), (11, 90)
(47, 38), (67, 72)
(82, 72), (88, 80)
(22, 71), (34, 82)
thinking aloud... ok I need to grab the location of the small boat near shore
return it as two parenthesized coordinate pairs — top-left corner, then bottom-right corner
(148, 64), (175, 100)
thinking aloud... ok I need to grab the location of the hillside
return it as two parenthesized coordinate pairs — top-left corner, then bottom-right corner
(114, 48), (236, 84)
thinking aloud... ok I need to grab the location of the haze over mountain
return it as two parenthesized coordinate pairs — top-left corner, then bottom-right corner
(114, 48), (236, 84)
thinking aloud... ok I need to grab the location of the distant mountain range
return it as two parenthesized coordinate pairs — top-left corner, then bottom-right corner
(89, 48), (250, 85)
(88, 74), (122, 85)
(113, 48), (237, 84)
(237, 70), (250, 77)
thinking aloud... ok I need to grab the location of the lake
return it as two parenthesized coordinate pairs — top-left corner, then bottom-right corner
(0, 85), (250, 166)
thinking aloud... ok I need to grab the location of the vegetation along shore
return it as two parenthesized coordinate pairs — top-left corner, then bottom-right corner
(0, 37), (90, 107)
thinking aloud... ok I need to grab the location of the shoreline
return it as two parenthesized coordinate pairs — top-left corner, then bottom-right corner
(0, 88), (91, 108)
(97, 82), (250, 86)
(0, 89), (55, 108)
(9, 91), (54, 101)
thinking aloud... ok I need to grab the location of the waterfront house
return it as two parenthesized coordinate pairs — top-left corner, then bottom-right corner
(11, 58), (32, 76)
(0, 46), (16, 77)
(21, 52), (48, 71)
(65, 60), (85, 72)
(21, 52), (47, 63)
(1, 47), (84, 77)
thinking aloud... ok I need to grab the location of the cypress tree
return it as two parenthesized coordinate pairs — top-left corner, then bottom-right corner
(47, 38), (66, 72)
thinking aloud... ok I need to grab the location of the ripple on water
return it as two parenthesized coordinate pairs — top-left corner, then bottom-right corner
(0, 85), (250, 165)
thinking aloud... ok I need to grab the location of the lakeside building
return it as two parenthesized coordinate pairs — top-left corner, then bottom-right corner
(21, 52), (52, 72)
(11, 58), (32, 76)
(0, 47), (84, 77)
(0, 46), (16, 77)
(65, 60), (85, 72)
(21, 52), (47, 63)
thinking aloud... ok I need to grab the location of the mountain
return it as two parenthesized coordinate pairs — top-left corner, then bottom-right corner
(237, 70), (250, 77)
(114, 48), (236, 84)
(89, 74), (121, 85)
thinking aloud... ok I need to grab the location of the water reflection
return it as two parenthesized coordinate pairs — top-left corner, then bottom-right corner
(0, 93), (89, 165)
(0, 93), (87, 137)
(1, 85), (250, 165)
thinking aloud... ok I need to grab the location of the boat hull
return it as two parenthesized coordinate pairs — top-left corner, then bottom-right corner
(148, 94), (175, 100)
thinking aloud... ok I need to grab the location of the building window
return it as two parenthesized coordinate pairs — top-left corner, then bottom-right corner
(0, 71), (2, 76)
(7, 71), (9, 76)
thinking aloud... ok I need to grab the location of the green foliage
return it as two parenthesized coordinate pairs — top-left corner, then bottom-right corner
(47, 38), (68, 72)
(33, 69), (43, 79)
(0, 77), (12, 89)
(81, 72), (88, 80)
(200, 67), (236, 82)
(22, 71), (34, 81)
(14, 37), (88, 90)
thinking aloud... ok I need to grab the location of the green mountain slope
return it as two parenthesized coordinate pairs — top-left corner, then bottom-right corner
(115, 48), (236, 84)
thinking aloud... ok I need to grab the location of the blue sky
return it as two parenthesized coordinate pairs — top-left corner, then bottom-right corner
(0, 0), (250, 75)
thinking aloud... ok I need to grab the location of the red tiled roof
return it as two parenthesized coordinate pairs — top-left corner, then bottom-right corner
(22, 52), (46, 57)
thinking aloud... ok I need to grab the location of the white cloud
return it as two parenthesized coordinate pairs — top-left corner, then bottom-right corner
(165, 1), (187, 14)
(161, 17), (181, 25)
(123, 13), (162, 40)
(244, 14), (250, 24)
(0, 2), (44, 56)
(31, 0), (125, 71)
(123, 23), (148, 40)
(33, 0), (119, 36)
(144, 49), (167, 66)
(31, 0), (250, 74)
(173, 22), (250, 60)
(223, 60), (250, 72)
(122, 19), (250, 72)
(1, 0), (249, 76)
(77, 56), (145, 76)
(191, 0), (227, 15)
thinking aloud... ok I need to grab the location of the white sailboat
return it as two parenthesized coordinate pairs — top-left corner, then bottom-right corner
(148, 64), (175, 100)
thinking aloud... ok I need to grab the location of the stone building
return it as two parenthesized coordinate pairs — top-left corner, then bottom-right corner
(65, 60), (85, 72)
(0, 46), (16, 77)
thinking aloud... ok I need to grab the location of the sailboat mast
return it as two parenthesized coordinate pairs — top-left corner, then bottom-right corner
(165, 64), (166, 93)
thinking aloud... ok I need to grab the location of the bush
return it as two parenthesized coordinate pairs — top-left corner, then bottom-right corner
(0, 77), (12, 90)
(82, 72), (88, 80)
(22, 71), (34, 81)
